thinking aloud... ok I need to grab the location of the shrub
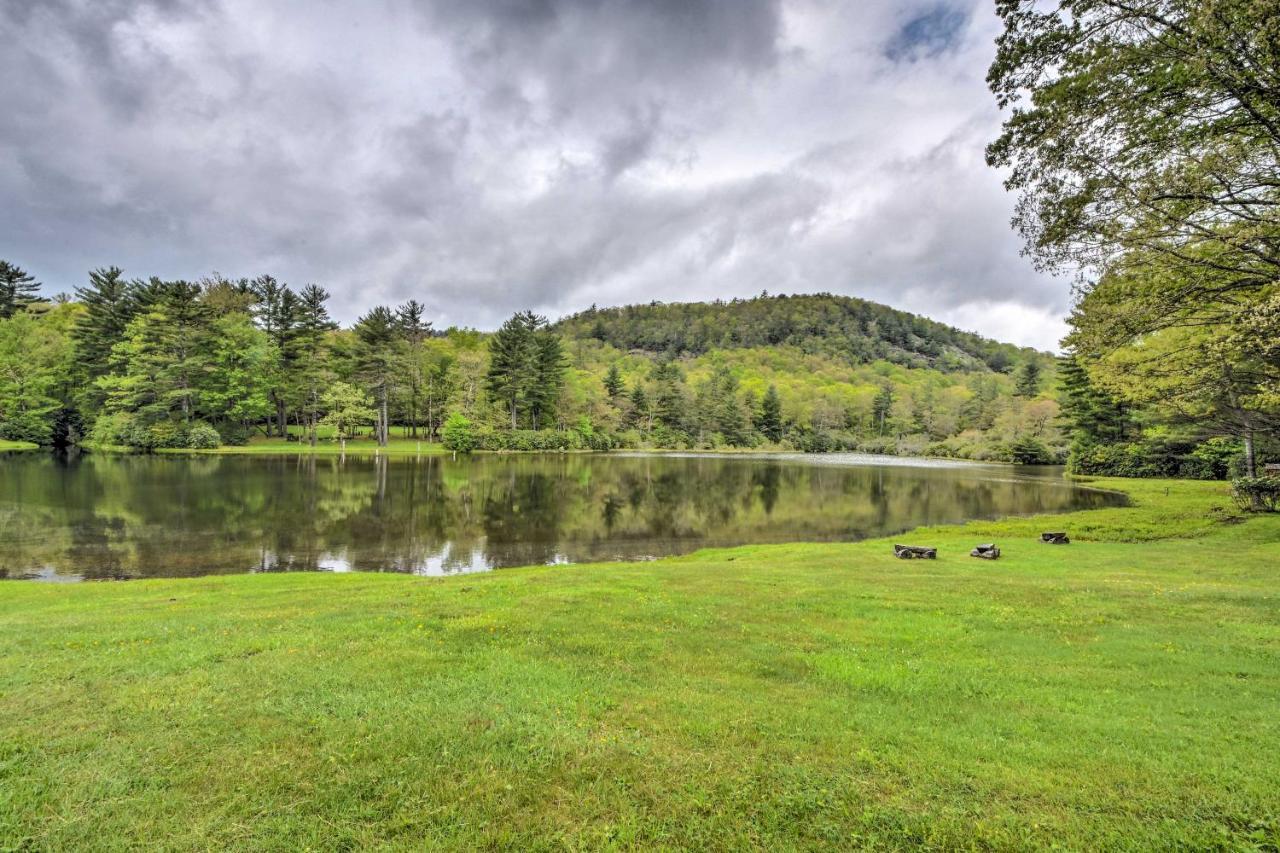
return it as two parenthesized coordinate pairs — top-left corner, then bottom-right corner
(1231, 476), (1280, 512)
(0, 411), (54, 446)
(1069, 437), (1241, 479)
(441, 412), (477, 453)
(186, 423), (222, 449)
(1009, 435), (1054, 465)
(216, 423), (251, 446)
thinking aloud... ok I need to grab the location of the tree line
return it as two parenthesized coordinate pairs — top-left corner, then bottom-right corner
(1, 264), (1067, 459)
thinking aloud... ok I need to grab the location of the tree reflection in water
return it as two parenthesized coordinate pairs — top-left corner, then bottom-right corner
(0, 451), (1122, 580)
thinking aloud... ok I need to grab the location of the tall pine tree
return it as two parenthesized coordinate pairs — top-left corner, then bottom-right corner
(353, 306), (400, 446)
(0, 260), (45, 318)
(757, 384), (783, 442)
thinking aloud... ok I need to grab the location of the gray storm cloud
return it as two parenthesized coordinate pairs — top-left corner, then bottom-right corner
(0, 0), (1070, 349)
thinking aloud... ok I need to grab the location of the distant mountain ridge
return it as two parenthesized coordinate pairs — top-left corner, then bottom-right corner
(554, 292), (1041, 373)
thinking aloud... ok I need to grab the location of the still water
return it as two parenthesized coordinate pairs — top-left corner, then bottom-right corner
(0, 451), (1123, 580)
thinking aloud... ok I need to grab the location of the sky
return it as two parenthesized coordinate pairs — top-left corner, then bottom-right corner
(0, 0), (1070, 350)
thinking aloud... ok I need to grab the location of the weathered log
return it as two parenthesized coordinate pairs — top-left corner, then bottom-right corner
(893, 544), (937, 559)
(1040, 532), (1070, 544)
(970, 543), (1000, 559)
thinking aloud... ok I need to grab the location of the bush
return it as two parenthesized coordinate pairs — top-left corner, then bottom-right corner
(1231, 476), (1280, 512)
(216, 423), (251, 446)
(186, 423), (222, 449)
(0, 411), (54, 446)
(441, 412), (478, 453)
(1069, 437), (1241, 479)
(1009, 435), (1054, 465)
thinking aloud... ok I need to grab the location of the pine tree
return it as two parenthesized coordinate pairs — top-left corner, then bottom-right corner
(757, 384), (783, 442)
(250, 276), (301, 436)
(395, 300), (433, 436)
(353, 306), (400, 446)
(1014, 360), (1042, 398)
(395, 300), (432, 344)
(603, 363), (624, 399)
(295, 284), (337, 445)
(1057, 353), (1130, 444)
(627, 382), (650, 431)
(155, 280), (212, 423)
(0, 260), (44, 318)
(528, 332), (567, 429)
(486, 311), (539, 429)
(872, 383), (894, 436)
(72, 268), (138, 413)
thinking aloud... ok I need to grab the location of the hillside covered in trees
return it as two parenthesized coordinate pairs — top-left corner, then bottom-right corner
(3, 262), (1066, 463)
(556, 293), (1029, 373)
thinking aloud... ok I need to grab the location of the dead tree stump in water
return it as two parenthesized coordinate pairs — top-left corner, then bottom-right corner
(894, 544), (937, 559)
(970, 543), (1000, 559)
(1040, 532), (1070, 544)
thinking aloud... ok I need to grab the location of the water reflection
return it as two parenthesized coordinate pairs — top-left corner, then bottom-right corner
(0, 451), (1123, 580)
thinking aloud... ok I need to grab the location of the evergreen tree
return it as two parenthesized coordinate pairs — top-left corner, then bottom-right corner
(96, 286), (213, 444)
(395, 299), (432, 343)
(353, 306), (400, 446)
(250, 275), (301, 436)
(0, 260), (44, 318)
(757, 384), (783, 442)
(650, 360), (686, 432)
(486, 311), (540, 429)
(528, 332), (568, 429)
(295, 285), (337, 445)
(872, 383), (895, 436)
(1015, 360), (1042, 398)
(1057, 353), (1131, 445)
(395, 300), (433, 436)
(603, 363), (624, 399)
(627, 382), (650, 431)
(72, 268), (139, 413)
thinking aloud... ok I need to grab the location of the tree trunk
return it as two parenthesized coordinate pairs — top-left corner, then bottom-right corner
(1244, 428), (1257, 479)
(510, 397), (518, 430)
(379, 389), (389, 447)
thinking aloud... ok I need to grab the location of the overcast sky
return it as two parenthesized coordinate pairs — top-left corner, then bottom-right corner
(0, 0), (1069, 350)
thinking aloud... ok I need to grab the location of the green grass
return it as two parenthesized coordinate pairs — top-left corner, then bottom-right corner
(160, 425), (449, 456)
(1, 478), (1278, 849)
(0, 439), (37, 451)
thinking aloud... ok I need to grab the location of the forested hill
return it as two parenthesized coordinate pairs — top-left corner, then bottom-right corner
(554, 293), (1038, 372)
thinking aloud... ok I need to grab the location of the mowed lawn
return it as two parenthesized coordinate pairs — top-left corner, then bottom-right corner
(163, 425), (447, 456)
(1, 479), (1277, 849)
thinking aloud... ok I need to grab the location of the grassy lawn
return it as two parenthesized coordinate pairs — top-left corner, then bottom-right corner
(164, 425), (448, 456)
(0, 439), (37, 451)
(1, 478), (1277, 849)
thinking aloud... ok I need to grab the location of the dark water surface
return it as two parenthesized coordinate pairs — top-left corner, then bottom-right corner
(0, 451), (1123, 580)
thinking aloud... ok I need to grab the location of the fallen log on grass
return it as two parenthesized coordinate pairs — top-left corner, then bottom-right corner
(970, 543), (1000, 559)
(1040, 532), (1070, 544)
(893, 544), (937, 559)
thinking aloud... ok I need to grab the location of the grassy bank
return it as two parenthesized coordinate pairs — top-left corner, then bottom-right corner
(1, 478), (1277, 849)
(0, 439), (37, 451)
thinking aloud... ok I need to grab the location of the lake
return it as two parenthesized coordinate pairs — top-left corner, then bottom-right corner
(0, 451), (1123, 580)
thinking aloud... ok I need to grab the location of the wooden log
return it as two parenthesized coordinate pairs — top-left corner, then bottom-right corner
(1040, 532), (1070, 544)
(893, 544), (937, 559)
(970, 543), (1000, 559)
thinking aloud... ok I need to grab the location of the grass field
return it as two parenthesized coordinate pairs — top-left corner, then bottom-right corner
(163, 425), (449, 456)
(0, 439), (37, 451)
(1, 478), (1277, 849)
